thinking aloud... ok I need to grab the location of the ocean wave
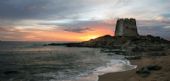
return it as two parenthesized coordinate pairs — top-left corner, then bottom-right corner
(39, 59), (137, 81)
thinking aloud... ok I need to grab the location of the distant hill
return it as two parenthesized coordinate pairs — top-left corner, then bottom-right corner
(46, 34), (170, 56)
(47, 35), (169, 48)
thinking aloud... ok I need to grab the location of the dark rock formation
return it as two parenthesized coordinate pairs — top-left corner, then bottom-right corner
(136, 65), (162, 77)
(124, 56), (142, 60)
(3, 70), (20, 75)
(136, 67), (151, 77)
(47, 35), (169, 57)
(47, 35), (169, 48)
(115, 18), (139, 36)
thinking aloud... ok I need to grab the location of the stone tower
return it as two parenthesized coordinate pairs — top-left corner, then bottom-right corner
(115, 18), (139, 36)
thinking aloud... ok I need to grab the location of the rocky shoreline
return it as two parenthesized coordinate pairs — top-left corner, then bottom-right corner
(98, 51), (170, 81)
(46, 35), (170, 81)
(46, 35), (170, 56)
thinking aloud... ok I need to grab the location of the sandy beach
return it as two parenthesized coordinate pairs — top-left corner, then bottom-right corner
(99, 52), (170, 81)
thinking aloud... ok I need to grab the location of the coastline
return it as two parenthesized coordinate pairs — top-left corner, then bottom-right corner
(98, 53), (170, 81)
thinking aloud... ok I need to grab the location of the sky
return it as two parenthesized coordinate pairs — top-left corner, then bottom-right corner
(0, 0), (170, 41)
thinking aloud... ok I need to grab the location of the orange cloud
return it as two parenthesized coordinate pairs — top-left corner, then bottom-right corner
(21, 24), (114, 42)
(1, 20), (116, 41)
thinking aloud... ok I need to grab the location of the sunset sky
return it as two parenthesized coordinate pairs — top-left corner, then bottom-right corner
(0, 0), (170, 41)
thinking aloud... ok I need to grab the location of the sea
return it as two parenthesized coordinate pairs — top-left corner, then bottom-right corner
(0, 41), (136, 81)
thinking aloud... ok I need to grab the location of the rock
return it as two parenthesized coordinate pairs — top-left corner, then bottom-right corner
(147, 65), (162, 71)
(136, 67), (151, 77)
(125, 56), (141, 60)
(3, 70), (19, 75)
(136, 65), (162, 77)
(149, 52), (167, 56)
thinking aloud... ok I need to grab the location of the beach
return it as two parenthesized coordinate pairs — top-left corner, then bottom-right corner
(99, 51), (170, 81)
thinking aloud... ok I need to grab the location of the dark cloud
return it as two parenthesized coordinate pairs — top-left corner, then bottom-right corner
(162, 13), (170, 19)
(39, 19), (114, 33)
(38, 20), (100, 33)
(137, 20), (170, 40)
(0, 0), (95, 20)
(0, 0), (48, 19)
(63, 27), (91, 33)
(40, 20), (101, 27)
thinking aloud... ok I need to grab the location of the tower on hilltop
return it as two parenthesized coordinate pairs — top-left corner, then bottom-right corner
(115, 18), (139, 36)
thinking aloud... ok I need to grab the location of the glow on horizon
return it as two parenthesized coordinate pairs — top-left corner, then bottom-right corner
(10, 23), (114, 42)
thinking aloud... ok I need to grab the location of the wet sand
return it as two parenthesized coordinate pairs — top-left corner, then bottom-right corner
(99, 55), (170, 81)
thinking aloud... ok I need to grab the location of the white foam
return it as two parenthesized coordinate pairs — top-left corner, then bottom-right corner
(66, 59), (137, 81)
(94, 59), (137, 75)
(35, 59), (137, 81)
